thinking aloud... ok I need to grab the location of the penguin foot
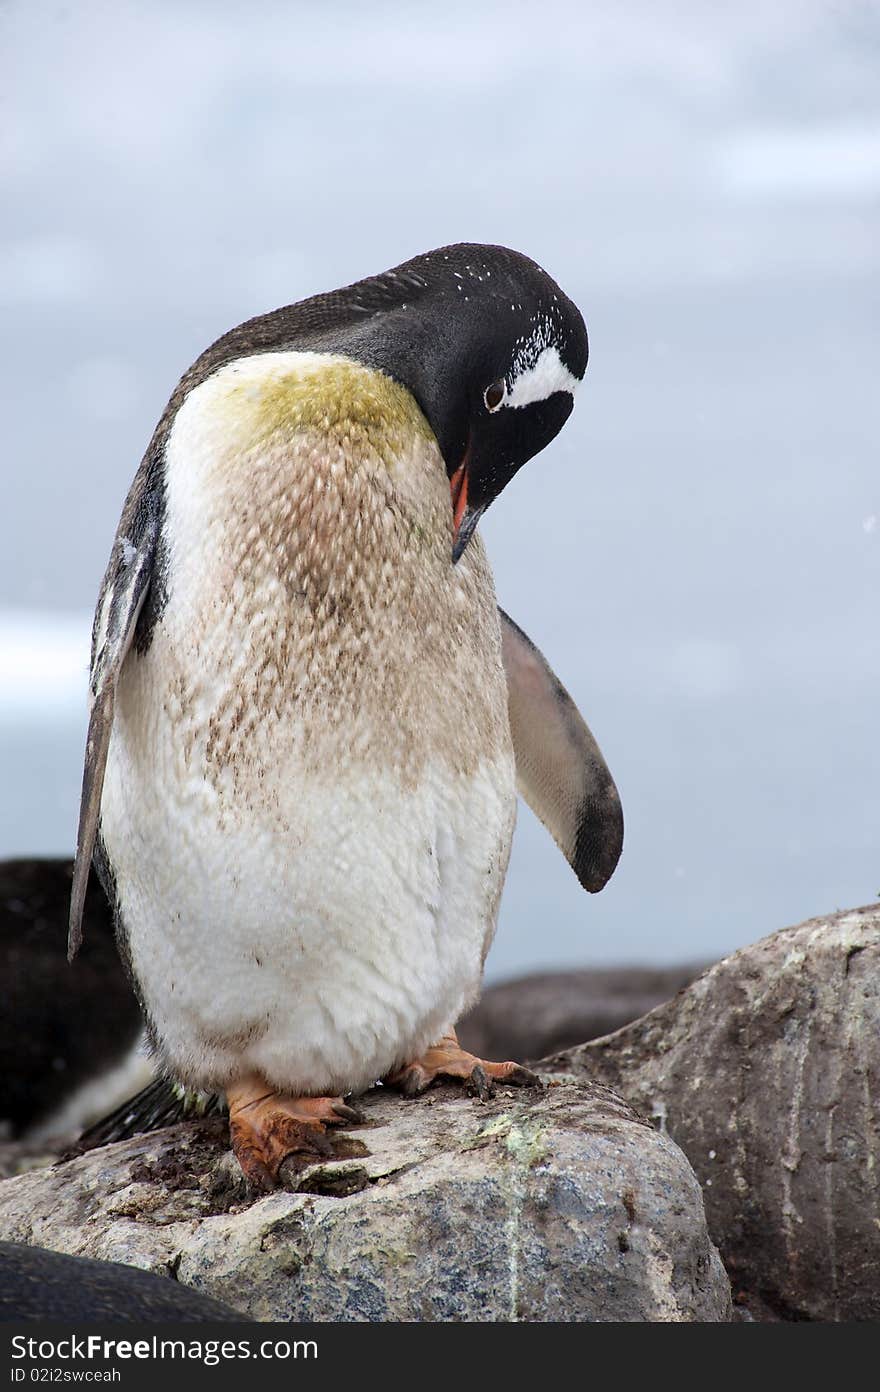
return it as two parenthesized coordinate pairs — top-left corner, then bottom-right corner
(384, 1029), (541, 1102)
(226, 1074), (364, 1190)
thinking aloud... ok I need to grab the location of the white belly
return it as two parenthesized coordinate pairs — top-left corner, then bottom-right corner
(101, 701), (515, 1094)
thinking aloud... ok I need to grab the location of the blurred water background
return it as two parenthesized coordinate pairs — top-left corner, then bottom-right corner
(2, 0), (877, 978)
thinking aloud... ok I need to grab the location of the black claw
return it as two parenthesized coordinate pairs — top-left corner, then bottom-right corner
(507, 1065), (542, 1089)
(277, 1146), (325, 1189)
(332, 1101), (366, 1124)
(271, 1126), (336, 1181)
(466, 1064), (495, 1102)
(246, 1161), (277, 1194)
(398, 1069), (428, 1098)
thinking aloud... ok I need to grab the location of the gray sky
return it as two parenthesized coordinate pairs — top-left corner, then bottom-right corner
(1, 0), (878, 978)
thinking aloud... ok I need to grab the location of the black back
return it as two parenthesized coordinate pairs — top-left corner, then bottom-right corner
(0, 1242), (249, 1321)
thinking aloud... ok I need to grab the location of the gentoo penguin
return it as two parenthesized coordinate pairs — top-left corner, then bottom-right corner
(0, 1242), (249, 1321)
(69, 243), (623, 1189)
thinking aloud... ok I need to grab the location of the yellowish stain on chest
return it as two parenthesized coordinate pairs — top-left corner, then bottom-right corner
(214, 355), (435, 471)
(156, 351), (512, 807)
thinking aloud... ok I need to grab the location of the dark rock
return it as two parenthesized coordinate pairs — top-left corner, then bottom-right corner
(459, 964), (703, 1061)
(0, 858), (141, 1138)
(545, 904), (880, 1322)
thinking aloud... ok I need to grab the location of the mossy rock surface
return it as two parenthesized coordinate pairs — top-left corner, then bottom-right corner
(0, 1079), (730, 1322)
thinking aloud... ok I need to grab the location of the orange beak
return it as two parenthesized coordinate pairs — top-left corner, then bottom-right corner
(449, 462), (469, 549)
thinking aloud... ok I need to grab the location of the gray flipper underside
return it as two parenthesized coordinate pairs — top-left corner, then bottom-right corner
(68, 459), (162, 960)
(498, 607), (623, 893)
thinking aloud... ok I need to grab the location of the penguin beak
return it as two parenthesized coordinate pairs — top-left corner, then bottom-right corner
(449, 462), (485, 564)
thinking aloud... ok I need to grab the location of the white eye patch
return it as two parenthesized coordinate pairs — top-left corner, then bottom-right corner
(503, 345), (581, 411)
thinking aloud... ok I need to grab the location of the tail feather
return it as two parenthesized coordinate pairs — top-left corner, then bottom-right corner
(73, 1076), (224, 1153)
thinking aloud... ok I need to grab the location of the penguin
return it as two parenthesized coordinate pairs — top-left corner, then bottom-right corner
(69, 243), (623, 1190)
(0, 1241), (249, 1321)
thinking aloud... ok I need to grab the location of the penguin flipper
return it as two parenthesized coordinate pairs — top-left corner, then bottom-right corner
(498, 607), (624, 893)
(69, 458), (162, 960)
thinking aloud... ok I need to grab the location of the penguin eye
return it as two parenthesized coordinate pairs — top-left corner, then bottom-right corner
(484, 380), (505, 412)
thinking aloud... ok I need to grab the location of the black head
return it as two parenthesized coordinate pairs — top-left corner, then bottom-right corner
(183, 243), (588, 560)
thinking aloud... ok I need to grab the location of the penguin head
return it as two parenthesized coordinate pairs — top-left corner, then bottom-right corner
(185, 243), (587, 562)
(333, 244), (589, 561)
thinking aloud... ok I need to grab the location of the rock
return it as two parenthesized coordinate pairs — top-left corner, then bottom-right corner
(0, 857), (142, 1138)
(545, 904), (880, 1322)
(459, 964), (704, 1062)
(0, 1241), (250, 1322)
(0, 1082), (731, 1322)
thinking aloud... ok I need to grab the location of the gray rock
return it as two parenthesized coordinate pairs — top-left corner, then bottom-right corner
(459, 964), (704, 1062)
(0, 1081), (731, 1322)
(545, 904), (880, 1322)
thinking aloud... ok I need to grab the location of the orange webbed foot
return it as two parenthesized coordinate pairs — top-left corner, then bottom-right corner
(226, 1075), (364, 1190)
(383, 1029), (541, 1102)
